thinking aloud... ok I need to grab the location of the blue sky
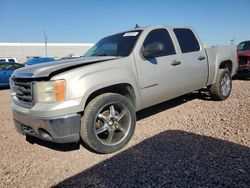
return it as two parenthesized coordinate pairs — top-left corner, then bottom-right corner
(0, 0), (249, 45)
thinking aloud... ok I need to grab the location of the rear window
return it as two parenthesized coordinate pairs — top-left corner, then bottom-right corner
(174, 28), (200, 53)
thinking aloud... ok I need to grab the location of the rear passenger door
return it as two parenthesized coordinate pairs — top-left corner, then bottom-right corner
(173, 28), (208, 91)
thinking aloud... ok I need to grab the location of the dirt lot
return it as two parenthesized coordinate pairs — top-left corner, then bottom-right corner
(0, 75), (249, 188)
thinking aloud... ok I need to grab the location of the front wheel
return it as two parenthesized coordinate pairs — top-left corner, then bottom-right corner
(81, 93), (136, 154)
(208, 69), (232, 101)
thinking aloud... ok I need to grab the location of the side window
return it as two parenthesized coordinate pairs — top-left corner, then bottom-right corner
(174, 28), (200, 53)
(0, 59), (7, 63)
(9, 59), (15, 62)
(143, 29), (176, 57)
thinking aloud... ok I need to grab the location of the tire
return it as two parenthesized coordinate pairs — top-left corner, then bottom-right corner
(26, 135), (37, 144)
(208, 69), (232, 101)
(81, 93), (136, 154)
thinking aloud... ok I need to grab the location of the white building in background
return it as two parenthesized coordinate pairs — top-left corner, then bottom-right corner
(0, 43), (93, 63)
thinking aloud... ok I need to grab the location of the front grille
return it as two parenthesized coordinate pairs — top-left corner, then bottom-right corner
(12, 78), (33, 107)
(238, 56), (249, 65)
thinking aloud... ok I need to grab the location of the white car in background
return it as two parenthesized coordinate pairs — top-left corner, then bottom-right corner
(0, 57), (18, 63)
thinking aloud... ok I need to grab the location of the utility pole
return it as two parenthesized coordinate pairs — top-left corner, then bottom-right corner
(230, 35), (235, 45)
(230, 39), (235, 45)
(44, 32), (48, 56)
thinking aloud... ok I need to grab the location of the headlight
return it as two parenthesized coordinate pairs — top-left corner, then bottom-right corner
(9, 77), (14, 93)
(33, 80), (66, 103)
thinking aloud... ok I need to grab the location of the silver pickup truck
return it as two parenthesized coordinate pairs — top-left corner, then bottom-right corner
(10, 25), (237, 153)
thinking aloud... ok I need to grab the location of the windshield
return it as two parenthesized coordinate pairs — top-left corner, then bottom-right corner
(237, 41), (250, 51)
(0, 63), (13, 70)
(84, 30), (142, 57)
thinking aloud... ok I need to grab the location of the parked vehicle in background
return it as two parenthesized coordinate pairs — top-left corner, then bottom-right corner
(25, 57), (55, 66)
(0, 58), (18, 63)
(0, 63), (24, 87)
(59, 56), (80, 60)
(237, 40), (250, 73)
(10, 25), (237, 154)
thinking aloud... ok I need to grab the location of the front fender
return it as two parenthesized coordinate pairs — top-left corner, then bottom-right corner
(79, 67), (141, 111)
(53, 64), (141, 112)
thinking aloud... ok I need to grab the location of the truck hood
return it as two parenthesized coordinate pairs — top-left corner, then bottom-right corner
(238, 50), (250, 56)
(13, 56), (118, 79)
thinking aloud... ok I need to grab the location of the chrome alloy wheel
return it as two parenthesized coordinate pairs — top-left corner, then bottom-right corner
(220, 73), (231, 97)
(94, 103), (131, 146)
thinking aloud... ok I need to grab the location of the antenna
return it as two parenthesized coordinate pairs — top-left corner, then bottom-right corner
(134, 24), (140, 29)
(43, 32), (48, 56)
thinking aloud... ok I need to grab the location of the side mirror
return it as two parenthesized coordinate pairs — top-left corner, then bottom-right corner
(142, 42), (165, 58)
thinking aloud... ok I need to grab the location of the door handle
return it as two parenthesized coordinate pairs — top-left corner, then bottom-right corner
(171, 60), (181, 66)
(198, 56), (206, 61)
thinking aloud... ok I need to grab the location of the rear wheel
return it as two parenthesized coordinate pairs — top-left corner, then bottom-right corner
(81, 93), (136, 154)
(208, 69), (232, 100)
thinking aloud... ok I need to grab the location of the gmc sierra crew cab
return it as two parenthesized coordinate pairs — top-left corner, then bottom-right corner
(10, 25), (238, 153)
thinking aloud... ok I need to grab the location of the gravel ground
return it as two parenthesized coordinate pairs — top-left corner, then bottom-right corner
(0, 75), (249, 188)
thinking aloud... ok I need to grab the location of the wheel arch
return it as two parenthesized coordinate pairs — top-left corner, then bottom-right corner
(84, 83), (137, 110)
(209, 59), (234, 85)
(219, 60), (233, 74)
